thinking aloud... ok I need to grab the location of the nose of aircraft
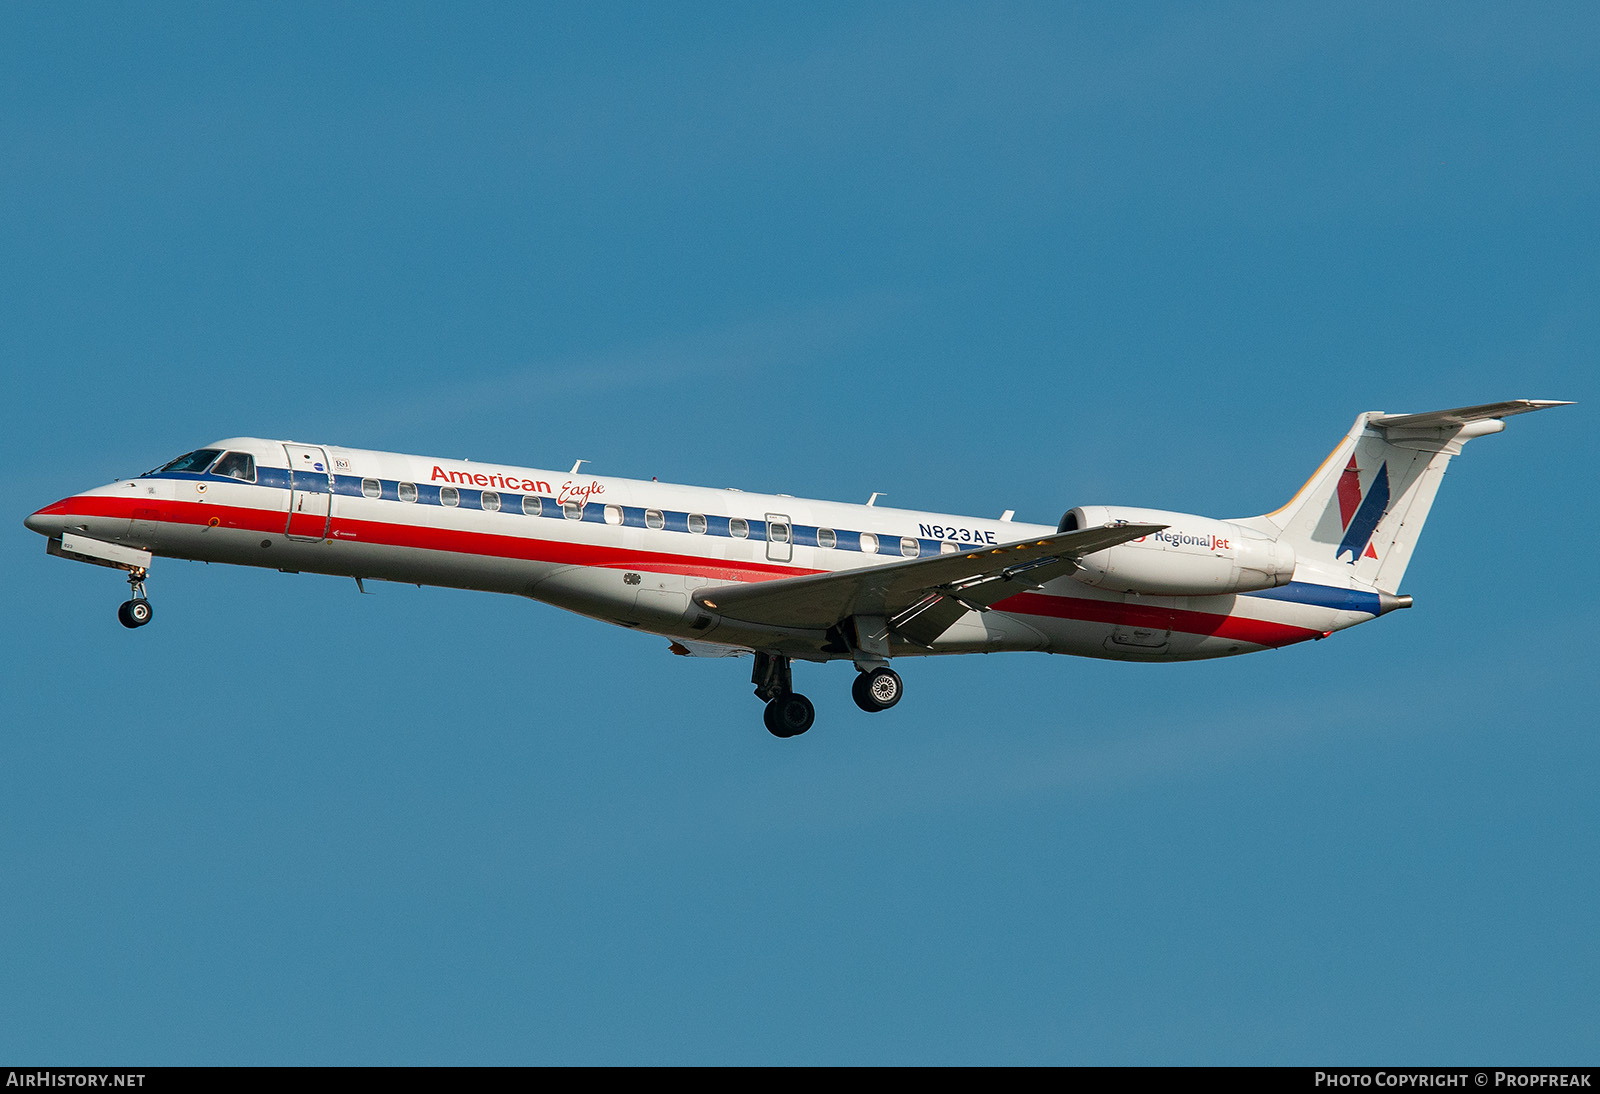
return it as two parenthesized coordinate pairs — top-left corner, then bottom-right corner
(24, 501), (69, 536)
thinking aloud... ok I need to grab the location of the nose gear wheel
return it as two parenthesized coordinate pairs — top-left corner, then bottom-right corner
(117, 567), (152, 629)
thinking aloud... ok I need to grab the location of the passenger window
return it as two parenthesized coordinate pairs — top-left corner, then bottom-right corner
(817, 527), (836, 549)
(901, 537), (919, 558)
(398, 482), (418, 503)
(211, 452), (256, 482)
(440, 486), (460, 507)
(729, 517), (749, 539)
(769, 521), (791, 544)
(482, 490), (501, 512)
(604, 505), (623, 525)
(687, 513), (706, 534)
(563, 500), (583, 520)
(940, 541), (958, 554)
(860, 532), (878, 554)
(522, 494), (542, 516)
(646, 509), (665, 531)
(361, 478), (382, 499)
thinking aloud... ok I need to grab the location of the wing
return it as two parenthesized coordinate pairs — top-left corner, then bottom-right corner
(693, 522), (1166, 649)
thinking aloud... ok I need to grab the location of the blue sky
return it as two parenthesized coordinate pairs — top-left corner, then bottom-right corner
(2, 3), (1595, 1064)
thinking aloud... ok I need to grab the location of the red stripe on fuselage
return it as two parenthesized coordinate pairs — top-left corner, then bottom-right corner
(993, 591), (1321, 648)
(48, 494), (823, 584)
(50, 494), (1323, 645)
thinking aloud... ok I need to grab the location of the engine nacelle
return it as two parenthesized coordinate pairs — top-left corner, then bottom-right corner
(1060, 505), (1296, 596)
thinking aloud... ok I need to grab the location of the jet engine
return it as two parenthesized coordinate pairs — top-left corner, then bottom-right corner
(1060, 505), (1296, 596)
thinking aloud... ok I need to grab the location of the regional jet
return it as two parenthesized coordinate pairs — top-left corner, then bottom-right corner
(24, 400), (1567, 736)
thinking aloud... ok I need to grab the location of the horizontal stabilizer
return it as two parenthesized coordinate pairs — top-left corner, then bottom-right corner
(1368, 399), (1571, 431)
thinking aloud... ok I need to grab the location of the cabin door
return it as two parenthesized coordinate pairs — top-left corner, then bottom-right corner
(283, 444), (333, 541)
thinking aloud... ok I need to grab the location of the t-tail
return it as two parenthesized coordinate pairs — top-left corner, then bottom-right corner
(1236, 400), (1571, 595)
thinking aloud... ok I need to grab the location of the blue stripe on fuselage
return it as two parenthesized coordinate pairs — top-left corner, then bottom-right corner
(138, 469), (992, 560)
(1243, 581), (1382, 615)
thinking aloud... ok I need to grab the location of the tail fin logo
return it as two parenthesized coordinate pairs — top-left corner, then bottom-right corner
(1336, 456), (1388, 563)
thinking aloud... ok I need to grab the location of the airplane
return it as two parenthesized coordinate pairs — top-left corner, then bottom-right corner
(24, 399), (1568, 737)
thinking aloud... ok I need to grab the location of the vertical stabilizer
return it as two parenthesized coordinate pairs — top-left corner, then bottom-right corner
(1239, 400), (1569, 594)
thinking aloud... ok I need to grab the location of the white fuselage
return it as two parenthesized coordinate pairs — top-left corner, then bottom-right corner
(26, 437), (1383, 663)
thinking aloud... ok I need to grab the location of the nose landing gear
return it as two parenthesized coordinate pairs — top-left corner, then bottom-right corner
(117, 567), (153, 629)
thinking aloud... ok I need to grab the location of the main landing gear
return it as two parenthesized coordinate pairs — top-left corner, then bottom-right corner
(117, 567), (153, 629)
(752, 653), (906, 737)
(764, 692), (816, 738)
(753, 652), (814, 738)
(851, 666), (902, 713)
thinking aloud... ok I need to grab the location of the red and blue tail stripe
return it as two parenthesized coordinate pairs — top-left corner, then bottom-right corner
(1335, 458), (1388, 563)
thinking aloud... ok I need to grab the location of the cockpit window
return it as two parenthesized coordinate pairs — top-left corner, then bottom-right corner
(151, 449), (222, 476)
(211, 452), (256, 483)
